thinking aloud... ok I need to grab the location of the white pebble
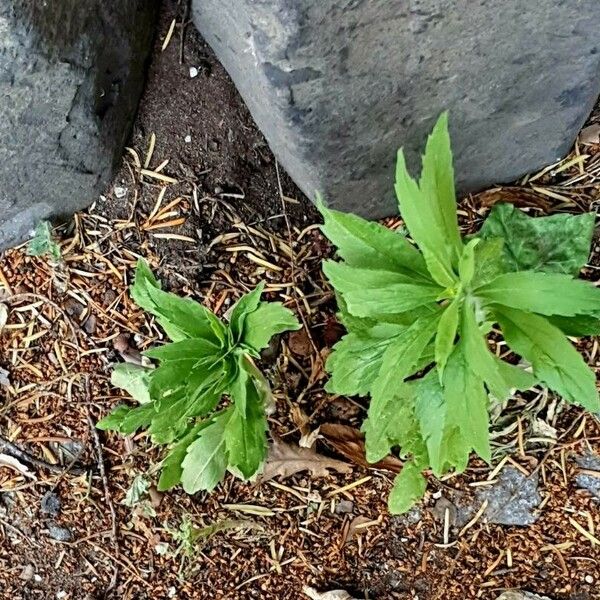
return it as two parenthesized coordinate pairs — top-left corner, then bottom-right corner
(168, 587), (177, 598)
(184, 135), (192, 143)
(585, 574), (594, 583)
(56, 592), (67, 600)
(114, 186), (127, 199)
(189, 66), (198, 78)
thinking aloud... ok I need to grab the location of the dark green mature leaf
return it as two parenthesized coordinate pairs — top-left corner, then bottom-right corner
(241, 302), (301, 353)
(97, 405), (132, 431)
(144, 339), (220, 362)
(478, 203), (596, 276)
(443, 345), (491, 463)
(478, 271), (600, 317)
(388, 460), (427, 514)
(181, 411), (231, 493)
(318, 199), (430, 280)
(547, 314), (600, 336)
(496, 307), (599, 412)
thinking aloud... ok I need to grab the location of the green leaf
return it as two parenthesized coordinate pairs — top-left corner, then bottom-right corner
(547, 314), (600, 337)
(130, 259), (161, 313)
(458, 238), (480, 285)
(158, 422), (208, 491)
(144, 338), (220, 362)
(342, 281), (443, 318)
(388, 460), (427, 515)
(477, 203), (596, 276)
(111, 363), (152, 405)
(443, 345), (491, 463)
(471, 237), (509, 287)
(478, 271), (600, 317)
(123, 474), (149, 507)
(27, 221), (61, 261)
(241, 301), (300, 353)
(318, 198), (430, 280)
(229, 283), (265, 342)
(435, 297), (460, 377)
(325, 323), (406, 396)
(461, 301), (510, 401)
(181, 411), (231, 493)
(96, 405), (132, 431)
(495, 307), (599, 412)
(492, 356), (536, 393)
(118, 403), (156, 435)
(225, 380), (268, 479)
(149, 360), (196, 400)
(395, 114), (461, 286)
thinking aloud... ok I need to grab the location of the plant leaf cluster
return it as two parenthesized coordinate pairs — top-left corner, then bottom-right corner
(319, 113), (600, 513)
(98, 260), (300, 493)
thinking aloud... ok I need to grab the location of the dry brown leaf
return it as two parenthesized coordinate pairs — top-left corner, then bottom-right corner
(320, 423), (403, 473)
(260, 438), (352, 482)
(580, 124), (600, 145)
(0, 303), (7, 331)
(344, 515), (372, 545)
(288, 328), (312, 356)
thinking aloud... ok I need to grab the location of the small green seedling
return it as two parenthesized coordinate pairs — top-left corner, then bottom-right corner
(320, 113), (600, 514)
(98, 260), (300, 493)
(27, 221), (61, 262)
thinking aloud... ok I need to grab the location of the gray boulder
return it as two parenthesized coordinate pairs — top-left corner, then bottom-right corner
(0, 1), (158, 250)
(192, 0), (600, 218)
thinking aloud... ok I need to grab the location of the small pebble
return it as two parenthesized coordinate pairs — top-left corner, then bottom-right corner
(19, 564), (34, 581)
(184, 134), (192, 143)
(34, 574), (42, 583)
(56, 592), (67, 599)
(335, 499), (354, 514)
(585, 574), (594, 583)
(113, 186), (127, 199)
(189, 66), (198, 78)
(41, 491), (61, 517)
(47, 523), (73, 542)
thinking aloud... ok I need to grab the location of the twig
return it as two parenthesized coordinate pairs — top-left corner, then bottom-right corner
(85, 377), (118, 544)
(0, 435), (86, 475)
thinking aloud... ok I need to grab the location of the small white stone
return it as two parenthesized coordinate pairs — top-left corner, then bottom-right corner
(189, 66), (198, 78)
(114, 186), (127, 199)
(34, 574), (42, 583)
(585, 574), (594, 583)
(184, 134), (192, 143)
(168, 587), (177, 598)
(99, 194), (107, 202)
(56, 592), (67, 600)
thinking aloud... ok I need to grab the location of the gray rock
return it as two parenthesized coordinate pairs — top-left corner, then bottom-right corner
(40, 491), (61, 517)
(478, 467), (541, 526)
(0, 1), (158, 250)
(496, 592), (553, 600)
(193, 0), (600, 218)
(575, 451), (600, 501)
(47, 523), (73, 542)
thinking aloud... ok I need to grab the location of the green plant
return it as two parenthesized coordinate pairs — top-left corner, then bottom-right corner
(319, 113), (600, 514)
(27, 221), (61, 262)
(98, 260), (300, 493)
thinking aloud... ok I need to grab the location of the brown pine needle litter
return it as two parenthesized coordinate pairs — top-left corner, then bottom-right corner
(0, 3), (599, 597)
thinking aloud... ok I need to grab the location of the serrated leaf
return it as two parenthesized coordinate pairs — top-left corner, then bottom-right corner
(547, 314), (600, 336)
(158, 423), (207, 491)
(435, 297), (460, 377)
(318, 198), (430, 279)
(96, 405), (132, 431)
(495, 307), (599, 411)
(241, 301), (301, 353)
(471, 237), (508, 287)
(118, 402), (156, 435)
(181, 412), (231, 493)
(477, 203), (595, 276)
(443, 345), (491, 463)
(492, 356), (536, 393)
(111, 363), (152, 405)
(325, 323), (406, 396)
(144, 338), (220, 362)
(260, 439), (352, 482)
(388, 460), (427, 514)
(478, 271), (600, 317)
(225, 379), (268, 479)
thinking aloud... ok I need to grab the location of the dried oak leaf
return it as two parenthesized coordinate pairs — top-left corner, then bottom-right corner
(580, 123), (600, 145)
(260, 438), (351, 482)
(320, 423), (403, 473)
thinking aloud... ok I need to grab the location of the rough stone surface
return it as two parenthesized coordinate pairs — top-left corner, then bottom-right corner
(192, 0), (600, 218)
(0, 1), (158, 249)
(497, 593), (553, 600)
(575, 451), (600, 501)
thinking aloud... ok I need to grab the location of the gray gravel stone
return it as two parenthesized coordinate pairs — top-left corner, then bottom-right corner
(40, 491), (61, 517)
(496, 592), (553, 600)
(47, 523), (73, 542)
(575, 451), (600, 501)
(0, 1), (158, 250)
(193, 0), (600, 218)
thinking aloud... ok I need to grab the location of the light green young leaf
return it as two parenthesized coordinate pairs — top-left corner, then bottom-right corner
(99, 402), (155, 435)
(435, 297), (460, 378)
(471, 237), (508, 287)
(181, 411), (231, 493)
(158, 422), (208, 491)
(492, 356), (536, 393)
(342, 281), (443, 318)
(123, 474), (149, 507)
(144, 338), (220, 362)
(458, 238), (480, 285)
(225, 380), (268, 479)
(495, 307), (599, 412)
(318, 198), (430, 280)
(478, 271), (600, 317)
(443, 345), (491, 463)
(388, 460), (427, 515)
(96, 405), (133, 431)
(477, 203), (595, 276)
(130, 259), (161, 313)
(111, 363), (152, 405)
(229, 283), (265, 342)
(241, 301), (300, 353)
(27, 221), (61, 261)
(325, 323), (406, 396)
